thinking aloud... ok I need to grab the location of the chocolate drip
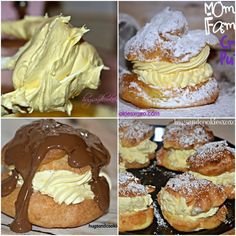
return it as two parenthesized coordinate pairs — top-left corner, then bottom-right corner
(1, 170), (18, 197)
(90, 176), (110, 212)
(1, 119), (110, 233)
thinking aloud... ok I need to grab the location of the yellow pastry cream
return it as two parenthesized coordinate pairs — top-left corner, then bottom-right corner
(159, 190), (219, 221)
(119, 139), (157, 164)
(167, 149), (196, 169)
(16, 169), (110, 205)
(132, 46), (213, 88)
(189, 171), (235, 188)
(1, 15), (107, 115)
(119, 195), (153, 214)
(17, 170), (94, 205)
(2, 15), (54, 40)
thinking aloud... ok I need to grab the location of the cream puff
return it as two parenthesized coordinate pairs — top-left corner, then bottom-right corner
(156, 122), (214, 171)
(157, 173), (227, 232)
(1, 119), (111, 233)
(187, 141), (235, 199)
(119, 120), (157, 169)
(119, 172), (154, 232)
(120, 7), (219, 109)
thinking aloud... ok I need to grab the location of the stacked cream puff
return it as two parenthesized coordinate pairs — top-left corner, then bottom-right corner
(156, 122), (214, 171)
(158, 173), (227, 232)
(120, 7), (219, 108)
(187, 141), (235, 199)
(119, 120), (157, 169)
(119, 172), (154, 231)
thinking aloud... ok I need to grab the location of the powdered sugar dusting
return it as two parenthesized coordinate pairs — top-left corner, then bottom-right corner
(119, 172), (147, 196)
(119, 171), (136, 184)
(153, 201), (168, 227)
(197, 140), (234, 154)
(166, 173), (213, 195)
(125, 7), (218, 62)
(119, 119), (153, 141)
(164, 122), (213, 148)
(119, 119), (134, 129)
(121, 76), (219, 108)
(119, 80), (234, 117)
(188, 141), (235, 167)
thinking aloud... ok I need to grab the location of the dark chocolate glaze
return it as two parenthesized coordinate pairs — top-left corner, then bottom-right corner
(1, 119), (110, 233)
(1, 170), (18, 197)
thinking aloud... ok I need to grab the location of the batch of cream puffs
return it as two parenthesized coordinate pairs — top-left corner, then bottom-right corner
(119, 120), (235, 232)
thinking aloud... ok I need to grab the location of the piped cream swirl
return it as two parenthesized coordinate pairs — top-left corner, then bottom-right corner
(18, 170), (94, 205)
(133, 46), (213, 88)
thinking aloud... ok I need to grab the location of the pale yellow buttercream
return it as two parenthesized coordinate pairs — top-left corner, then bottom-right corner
(120, 139), (157, 164)
(189, 171), (235, 187)
(159, 190), (219, 221)
(2, 15), (52, 39)
(119, 194), (153, 214)
(17, 170), (94, 205)
(133, 46), (213, 88)
(167, 148), (196, 169)
(1, 15), (106, 115)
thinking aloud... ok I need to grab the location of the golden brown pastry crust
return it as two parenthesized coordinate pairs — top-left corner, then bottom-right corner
(163, 122), (214, 150)
(119, 120), (154, 147)
(223, 185), (235, 200)
(163, 174), (227, 210)
(120, 73), (219, 109)
(164, 186), (226, 212)
(187, 141), (235, 199)
(157, 173), (227, 232)
(2, 149), (109, 228)
(119, 120), (156, 169)
(156, 147), (188, 172)
(120, 131), (154, 148)
(158, 204), (227, 232)
(119, 172), (154, 231)
(119, 207), (154, 232)
(187, 142), (235, 176)
(2, 187), (104, 228)
(156, 123), (215, 171)
(119, 171), (148, 197)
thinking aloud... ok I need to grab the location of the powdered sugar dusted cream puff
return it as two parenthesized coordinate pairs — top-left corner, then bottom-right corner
(187, 141), (235, 199)
(119, 120), (157, 169)
(156, 122), (214, 171)
(119, 172), (154, 232)
(157, 173), (227, 232)
(1, 119), (111, 233)
(120, 7), (219, 109)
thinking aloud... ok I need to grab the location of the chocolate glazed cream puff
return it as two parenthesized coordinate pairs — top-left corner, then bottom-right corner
(156, 122), (214, 171)
(120, 7), (219, 109)
(187, 141), (235, 199)
(119, 120), (157, 169)
(1, 119), (111, 233)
